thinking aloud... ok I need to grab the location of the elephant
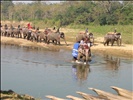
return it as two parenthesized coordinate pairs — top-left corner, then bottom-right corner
(11, 25), (23, 38)
(5, 28), (14, 37)
(76, 46), (91, 64)
(2, 24), (9, 36)
(0, 27), (3, 36)
(103, 33), (122, 46)
(1, 27), (7, 36)
(88, 32), (94, 44)
(20, 27), (32, 40)
(1, 25), (14, 37)
(37, 31), (47, 43)
(76, 32), (94, 45)
(47, 28), (68, 45)
(30, 31), (39, 42)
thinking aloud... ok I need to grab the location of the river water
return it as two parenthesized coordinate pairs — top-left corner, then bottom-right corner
(1, 44), (133, 99)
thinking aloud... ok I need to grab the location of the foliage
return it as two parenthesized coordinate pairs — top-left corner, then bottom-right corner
(1, 1), (133, 26)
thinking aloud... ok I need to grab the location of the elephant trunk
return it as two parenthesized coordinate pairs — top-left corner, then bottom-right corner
(63, 38), (68, 46)
(119, 38), (122, 46)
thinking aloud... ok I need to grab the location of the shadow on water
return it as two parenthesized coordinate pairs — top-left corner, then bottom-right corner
(72, 64), (90, 81)
(103, 54), (120, 70)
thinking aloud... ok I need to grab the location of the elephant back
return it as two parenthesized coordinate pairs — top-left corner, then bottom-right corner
(47, 32), (59, 39)
(76, 33), (88, 42)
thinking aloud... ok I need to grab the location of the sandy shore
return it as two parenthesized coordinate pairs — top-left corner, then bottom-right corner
(1, 36), (133, 59)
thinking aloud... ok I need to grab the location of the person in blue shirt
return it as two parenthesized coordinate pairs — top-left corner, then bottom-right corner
(72, 41), (80, 62)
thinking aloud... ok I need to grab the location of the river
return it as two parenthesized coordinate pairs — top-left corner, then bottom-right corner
(1, 44), (133, 99)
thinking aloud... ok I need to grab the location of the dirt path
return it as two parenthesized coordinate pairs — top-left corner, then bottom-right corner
(1, 36), (133, 59)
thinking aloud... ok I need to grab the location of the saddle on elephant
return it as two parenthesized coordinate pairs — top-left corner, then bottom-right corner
(107, 32), (116, 35)
(79, 31), (86, 34)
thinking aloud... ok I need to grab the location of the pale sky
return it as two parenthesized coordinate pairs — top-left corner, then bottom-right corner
(12, 1), (61, 4)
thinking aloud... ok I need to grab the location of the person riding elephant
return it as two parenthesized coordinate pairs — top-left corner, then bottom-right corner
(47, 27), (68, 45)
(12, 25), (22, 38)
(104, 32), (122, 46)
(76, 38), (92, 64)
(76, 28), (94, 45)
(27, 23), (32, 29)
(20, 27), (32, 40)
(72, 37), (91, 64)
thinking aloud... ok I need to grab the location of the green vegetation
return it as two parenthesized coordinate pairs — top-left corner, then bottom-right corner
(1, 1), (133, 44)
(1, 1), (133, 26)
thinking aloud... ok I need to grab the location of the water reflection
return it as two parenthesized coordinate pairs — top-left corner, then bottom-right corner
(104, 55), (120, 70)
(72, 64), (90, 81)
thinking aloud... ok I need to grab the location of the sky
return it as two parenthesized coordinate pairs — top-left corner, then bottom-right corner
(12, 1), (61, 4)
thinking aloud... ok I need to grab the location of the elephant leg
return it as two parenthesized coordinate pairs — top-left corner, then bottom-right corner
(120, 39), (122, 46)
(45, 36), (47, 43)
(111, 40), (114, 46)
(17, 33), (19, 38)
(47, 39), (50, 44)
(82, 55), (86, 62)
(77, 52), (82, 61)
(116, 40), (119, 46)
(104, 40), (108, 46)
(20, 33), (22, 38)
(85, 49), (89, 63)
(52, 40), (55, 44)
(24, 35), (26, 39)
(54, 40), (57, 45)
(58, 41), (60, 45)
(107, 40), (110, 46)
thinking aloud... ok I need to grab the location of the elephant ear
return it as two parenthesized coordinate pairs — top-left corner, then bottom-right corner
(116, 33), (121, 35)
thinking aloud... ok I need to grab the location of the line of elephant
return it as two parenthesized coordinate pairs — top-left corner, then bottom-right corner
(1, 24), (122, 46)
(1, 25), (68, 46)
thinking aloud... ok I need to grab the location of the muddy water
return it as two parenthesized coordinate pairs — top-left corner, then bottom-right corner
(1, 44), (133, 99)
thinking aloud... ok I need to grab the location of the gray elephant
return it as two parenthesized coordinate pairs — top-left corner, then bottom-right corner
(12, 25), (23, 38)
(0, 27), (5, 36)
(37, 31), (47, 43)
(47, 28), (68, 45)
(88, 32), (94, 44)
(5, 28), (13, 37)
(76, 32), (94, 45)
(104, 33), (122, 46)
(20, 27), (32, 40)
(2, 24), (9, 36)
(2, 25), (14, 37)
(30, 31), (38, 42)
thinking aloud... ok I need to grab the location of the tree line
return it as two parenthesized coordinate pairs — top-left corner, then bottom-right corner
(1, 1), (133, 26)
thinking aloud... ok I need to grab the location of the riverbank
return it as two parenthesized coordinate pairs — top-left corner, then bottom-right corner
(0, 90), (37, 100)
(1, 36), (133, 59)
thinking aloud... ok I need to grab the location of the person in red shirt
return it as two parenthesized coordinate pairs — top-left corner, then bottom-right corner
(27, 23), (32, 29)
